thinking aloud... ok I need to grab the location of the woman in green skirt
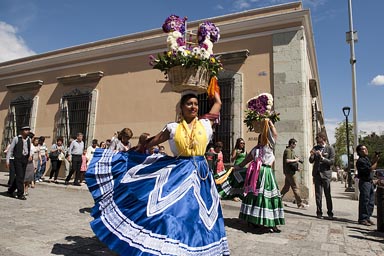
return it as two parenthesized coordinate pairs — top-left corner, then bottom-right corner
(234, 119), (285, 233)
(214, 138), (247, 201)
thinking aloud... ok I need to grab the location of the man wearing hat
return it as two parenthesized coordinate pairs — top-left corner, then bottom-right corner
(6, 125), (31, 200)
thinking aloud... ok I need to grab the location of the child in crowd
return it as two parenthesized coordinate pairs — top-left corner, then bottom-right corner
(80, 149), (87, 184)
(209, 141), (225, 175)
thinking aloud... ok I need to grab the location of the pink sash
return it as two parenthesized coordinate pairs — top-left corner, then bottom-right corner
(243, 158), (261, 196)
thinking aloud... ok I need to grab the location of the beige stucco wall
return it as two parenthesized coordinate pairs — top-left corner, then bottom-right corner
(0, 2), (325, 205)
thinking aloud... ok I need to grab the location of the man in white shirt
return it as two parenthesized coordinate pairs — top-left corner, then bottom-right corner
(86, 139), (98, 167)
(6, 126), (31, 200)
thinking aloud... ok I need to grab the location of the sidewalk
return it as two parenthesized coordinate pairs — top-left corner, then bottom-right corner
(220, 179), (384, 256)
(0, 171), (383, 255)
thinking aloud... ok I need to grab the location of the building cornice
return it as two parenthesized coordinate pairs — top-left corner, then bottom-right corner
(5, 80), (43, 92)
(57, 71), (104, 85)
(0, 3), (316, 84)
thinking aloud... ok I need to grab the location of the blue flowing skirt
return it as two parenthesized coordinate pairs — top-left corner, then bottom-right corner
(86, 149), (230, 256)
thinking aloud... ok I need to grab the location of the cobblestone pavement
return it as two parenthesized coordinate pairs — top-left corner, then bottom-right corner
(0, 172), (383, 256)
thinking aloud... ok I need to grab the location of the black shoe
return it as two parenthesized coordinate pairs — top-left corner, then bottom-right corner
(64, 181), (69, 185)
(73, 183), (81, 186)
(316, 214), (323, 219)
(6, 190), (15, 198)
(326, 215), (334, 220)
(265, 226), (281, 233)
(17, 195), (27, 200)
(358, 220), (371, 226)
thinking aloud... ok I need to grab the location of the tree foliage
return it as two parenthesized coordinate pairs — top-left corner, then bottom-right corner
(359, 132), (384, 168)
(333, 121), (384, 168)
(333, 121), (354, 168)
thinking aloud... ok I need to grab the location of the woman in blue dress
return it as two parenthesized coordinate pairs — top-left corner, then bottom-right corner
(86, 92), (230, 256)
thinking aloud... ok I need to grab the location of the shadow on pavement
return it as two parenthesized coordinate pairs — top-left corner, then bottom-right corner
(79, 207), (92, 214)
(51, 236), (118, 255)
(347, 225), (384, 242)
(348, 234), (384, 243)
(284, 209), (358, 225)
(224, 217), (278, 234)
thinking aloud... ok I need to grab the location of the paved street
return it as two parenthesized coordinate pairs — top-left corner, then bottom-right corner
(0, 172), (383, 256)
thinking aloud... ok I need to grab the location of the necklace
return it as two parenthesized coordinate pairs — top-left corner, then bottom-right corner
(181, 118), (198, 150)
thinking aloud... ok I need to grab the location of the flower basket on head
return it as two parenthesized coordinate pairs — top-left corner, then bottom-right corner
(149, 15), (223, 95)
(244, 93), (280, 132)
(251, 120), (264, 133)
(168, 66), (210, 93)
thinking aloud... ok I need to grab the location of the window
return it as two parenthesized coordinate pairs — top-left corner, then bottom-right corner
(2, 96), (33, 155)
(198, 78), (234, 163)
(57, 89), (92, 146)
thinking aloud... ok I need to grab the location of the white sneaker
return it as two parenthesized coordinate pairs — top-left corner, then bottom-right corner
(298, 203), (309, 209)
(39, 179), (43, 182)
(35, 180), (40, 183)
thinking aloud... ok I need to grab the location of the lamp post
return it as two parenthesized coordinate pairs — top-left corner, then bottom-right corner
(343, 106), (354, 192)
(346, 0), (359, 153)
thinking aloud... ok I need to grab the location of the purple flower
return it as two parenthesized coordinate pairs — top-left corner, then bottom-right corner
(198, 21), (220, 44)
(162, 15), (186, 34)
(176, 37), (186, 47)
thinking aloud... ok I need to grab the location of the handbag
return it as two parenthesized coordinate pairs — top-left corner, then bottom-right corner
(58, 152), (65, 161)
(287, 161), (299, 172)
(49, 150), (59, 160)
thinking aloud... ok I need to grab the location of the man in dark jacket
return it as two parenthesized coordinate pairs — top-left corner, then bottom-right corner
(356, 145), (379, 226)
(6, 126), (31, 200)
(309, 132), (335, 219)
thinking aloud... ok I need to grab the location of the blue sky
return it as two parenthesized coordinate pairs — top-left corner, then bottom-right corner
(0, 0), (383, 144)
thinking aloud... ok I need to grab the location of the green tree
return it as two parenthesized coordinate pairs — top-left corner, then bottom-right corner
(358, 132), (384, 168)
(333, 121), (354, 168)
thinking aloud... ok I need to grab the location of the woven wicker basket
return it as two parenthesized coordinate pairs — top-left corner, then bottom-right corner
(252, 120), (264, 133)
(168, 66), (210, 94)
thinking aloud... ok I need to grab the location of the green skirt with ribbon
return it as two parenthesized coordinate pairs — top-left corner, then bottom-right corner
(215, 167), (246, 200)
(239, 165), (285, 227)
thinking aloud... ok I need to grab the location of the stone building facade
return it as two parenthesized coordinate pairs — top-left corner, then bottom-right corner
(0, 2), (326, 201)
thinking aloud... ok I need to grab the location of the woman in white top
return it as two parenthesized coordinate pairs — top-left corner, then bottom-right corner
(235, 119), (285, 233)
(25, 137), (41, 195)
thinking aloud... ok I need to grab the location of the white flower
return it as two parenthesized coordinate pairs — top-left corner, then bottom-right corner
(266, 105), (272, 110)
(178, 46), (189, 57)
(267, 100), (273, 106)
(192, 47), (200, 55)
(171, 31), (182, 39)
(202, 38), (214, 55)
(200, 48), (210, 59)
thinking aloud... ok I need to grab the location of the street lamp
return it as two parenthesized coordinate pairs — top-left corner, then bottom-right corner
(346, 0), (359, 154)
(343, 106), (354, 192)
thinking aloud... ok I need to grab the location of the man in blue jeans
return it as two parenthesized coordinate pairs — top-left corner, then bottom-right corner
(35, 136), (48, 182)
(356, 145), (380, 226)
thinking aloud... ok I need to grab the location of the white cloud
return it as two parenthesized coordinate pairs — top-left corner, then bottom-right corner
(231, 0), (328, 12)
(324, 118), (339, 145)
(233, 0), (252, 10)
(370, 75), (384, 86)
(325, 118), (384, 145)
(0, 21), (35, 63)
(215, 4), (225, 10)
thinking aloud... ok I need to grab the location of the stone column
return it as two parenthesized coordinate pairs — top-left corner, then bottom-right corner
(272, 28), (315, 201)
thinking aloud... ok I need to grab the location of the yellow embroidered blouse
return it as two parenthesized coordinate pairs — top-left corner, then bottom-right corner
(165, 118), (212, 157)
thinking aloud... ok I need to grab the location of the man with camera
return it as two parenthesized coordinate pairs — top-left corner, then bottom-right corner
(281, 138), (307, 209)
(309, 132), (335, 219)
(356, 145), (380, 226)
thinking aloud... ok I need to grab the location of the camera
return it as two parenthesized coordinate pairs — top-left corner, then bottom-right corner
(375, 151), (382, 156)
